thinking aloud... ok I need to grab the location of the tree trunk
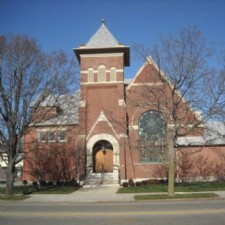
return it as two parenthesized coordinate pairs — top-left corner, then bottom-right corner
(5, 160), (15, 196)
(168, 129), (175, 196)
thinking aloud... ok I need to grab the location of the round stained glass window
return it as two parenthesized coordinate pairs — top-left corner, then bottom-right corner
(139, 110), (166, 140)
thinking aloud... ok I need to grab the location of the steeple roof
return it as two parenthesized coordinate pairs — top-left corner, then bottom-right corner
(86, 20), (119, 48)
(74, 20), (130, 66)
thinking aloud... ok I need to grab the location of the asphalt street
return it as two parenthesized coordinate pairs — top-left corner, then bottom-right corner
(1, 199), (225, 225)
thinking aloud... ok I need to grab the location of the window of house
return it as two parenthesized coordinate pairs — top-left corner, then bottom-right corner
(138, 110), (166, 162)
(59, 130), (66, 142)
(38, 132), (46, 142)
(98, 65), (106, 82)
(48, 131), (56, 142)
(88, 68), (94, 82)
(110, 67), (116, 81)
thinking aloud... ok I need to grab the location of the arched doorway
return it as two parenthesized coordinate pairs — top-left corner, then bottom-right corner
(93, 140), (113, 173)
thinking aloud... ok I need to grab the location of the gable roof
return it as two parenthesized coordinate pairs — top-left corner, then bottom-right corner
(86, 22), (119, 48)
(34, 92), (80, 126)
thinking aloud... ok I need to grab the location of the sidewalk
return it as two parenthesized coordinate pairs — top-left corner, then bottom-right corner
(24, 186), (135, 203)
(23, 186), (225, 203)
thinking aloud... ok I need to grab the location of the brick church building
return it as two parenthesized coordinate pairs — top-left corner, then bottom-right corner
(23, 21), (225, 185)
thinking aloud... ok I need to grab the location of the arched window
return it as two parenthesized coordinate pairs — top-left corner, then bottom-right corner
(110, 67), (116, 81)
(139, 110), (166, 162)
(88, 68), (94, 82)
(98, 65), (106, 82)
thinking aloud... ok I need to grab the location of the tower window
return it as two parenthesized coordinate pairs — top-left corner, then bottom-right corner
(88, 68), (94, 82)
(110, 67), (116, 81)
(98, 65), (106, 82)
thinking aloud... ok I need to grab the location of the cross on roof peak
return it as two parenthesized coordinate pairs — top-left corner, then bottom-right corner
(101, 19), (105, 25)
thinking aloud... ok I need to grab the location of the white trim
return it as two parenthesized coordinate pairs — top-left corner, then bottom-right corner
(118, 99), (126, 107)
(126, 60), (150, 91)
(129, 82), (163, 87)
(86, 111), (120, 140)
(80, 53), (124, 58)
(86, 134), (120, 154)
(78, 135), (86, 139)
(146, 56), (202, 122)
(119, 133), (128, 138)
(81, 81), (124, 85)
(81, 69), (123, 74)
(130, 125), (138, 130)
(79, 100), (86, 107)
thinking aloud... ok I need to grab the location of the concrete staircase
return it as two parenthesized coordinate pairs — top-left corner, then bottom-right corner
(84, 172), (119, 187)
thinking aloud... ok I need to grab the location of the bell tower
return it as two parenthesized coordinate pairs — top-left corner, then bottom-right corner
(74, 20), (130, 184)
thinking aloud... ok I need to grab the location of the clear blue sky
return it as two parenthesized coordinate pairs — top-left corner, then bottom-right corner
(1, 0), (225, 78)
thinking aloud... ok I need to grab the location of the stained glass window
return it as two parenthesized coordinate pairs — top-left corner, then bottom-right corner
(139, 110), (166, 162)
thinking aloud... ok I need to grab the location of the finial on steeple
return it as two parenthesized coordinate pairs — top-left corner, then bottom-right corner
(101, 19), (105, 25)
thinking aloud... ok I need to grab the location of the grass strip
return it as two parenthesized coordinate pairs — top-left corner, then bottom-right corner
(134, 193), (218, 201)
(33, 186), (77, 194)
(0, 195), (30, 201)
(0, 185), (79, 195)
(118, 182), (225, 193)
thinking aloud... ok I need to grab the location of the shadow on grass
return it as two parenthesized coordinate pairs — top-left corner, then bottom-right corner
(22, 185), (80, 195)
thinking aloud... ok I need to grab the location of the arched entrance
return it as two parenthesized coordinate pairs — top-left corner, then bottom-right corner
(93, 140), (113, 173)
(86, 134), (120, 184)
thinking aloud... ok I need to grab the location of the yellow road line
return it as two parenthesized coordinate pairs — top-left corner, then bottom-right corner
(1, 209), (225, 218)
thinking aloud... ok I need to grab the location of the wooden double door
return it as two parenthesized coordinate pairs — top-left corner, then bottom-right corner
(94, 149), (113, 173)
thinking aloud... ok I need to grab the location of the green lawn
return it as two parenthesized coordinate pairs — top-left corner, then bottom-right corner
(0, 185), (79, 195)
(118, 182), (225, 193)
(134, 193), (219, 201)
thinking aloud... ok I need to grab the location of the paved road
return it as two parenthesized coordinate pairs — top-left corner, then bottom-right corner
(1, 199), (225, 225)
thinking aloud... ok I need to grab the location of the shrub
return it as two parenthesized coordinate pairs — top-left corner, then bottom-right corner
(23, 180), (28, 185)
(128, 178), (135, 186)
(148, 179), (161, 185)
(47, 181), (54, 186)
(135, 181), (142, 186)
(39, 180), (46, 186)
(32, 181), (38, 186)
(122, 182), (129, 187)
(141, 180), (149, 185)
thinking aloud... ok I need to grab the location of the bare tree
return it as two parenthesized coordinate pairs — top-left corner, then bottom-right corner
(0, 34), (78, 196)
(132, 27), (225, 195)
